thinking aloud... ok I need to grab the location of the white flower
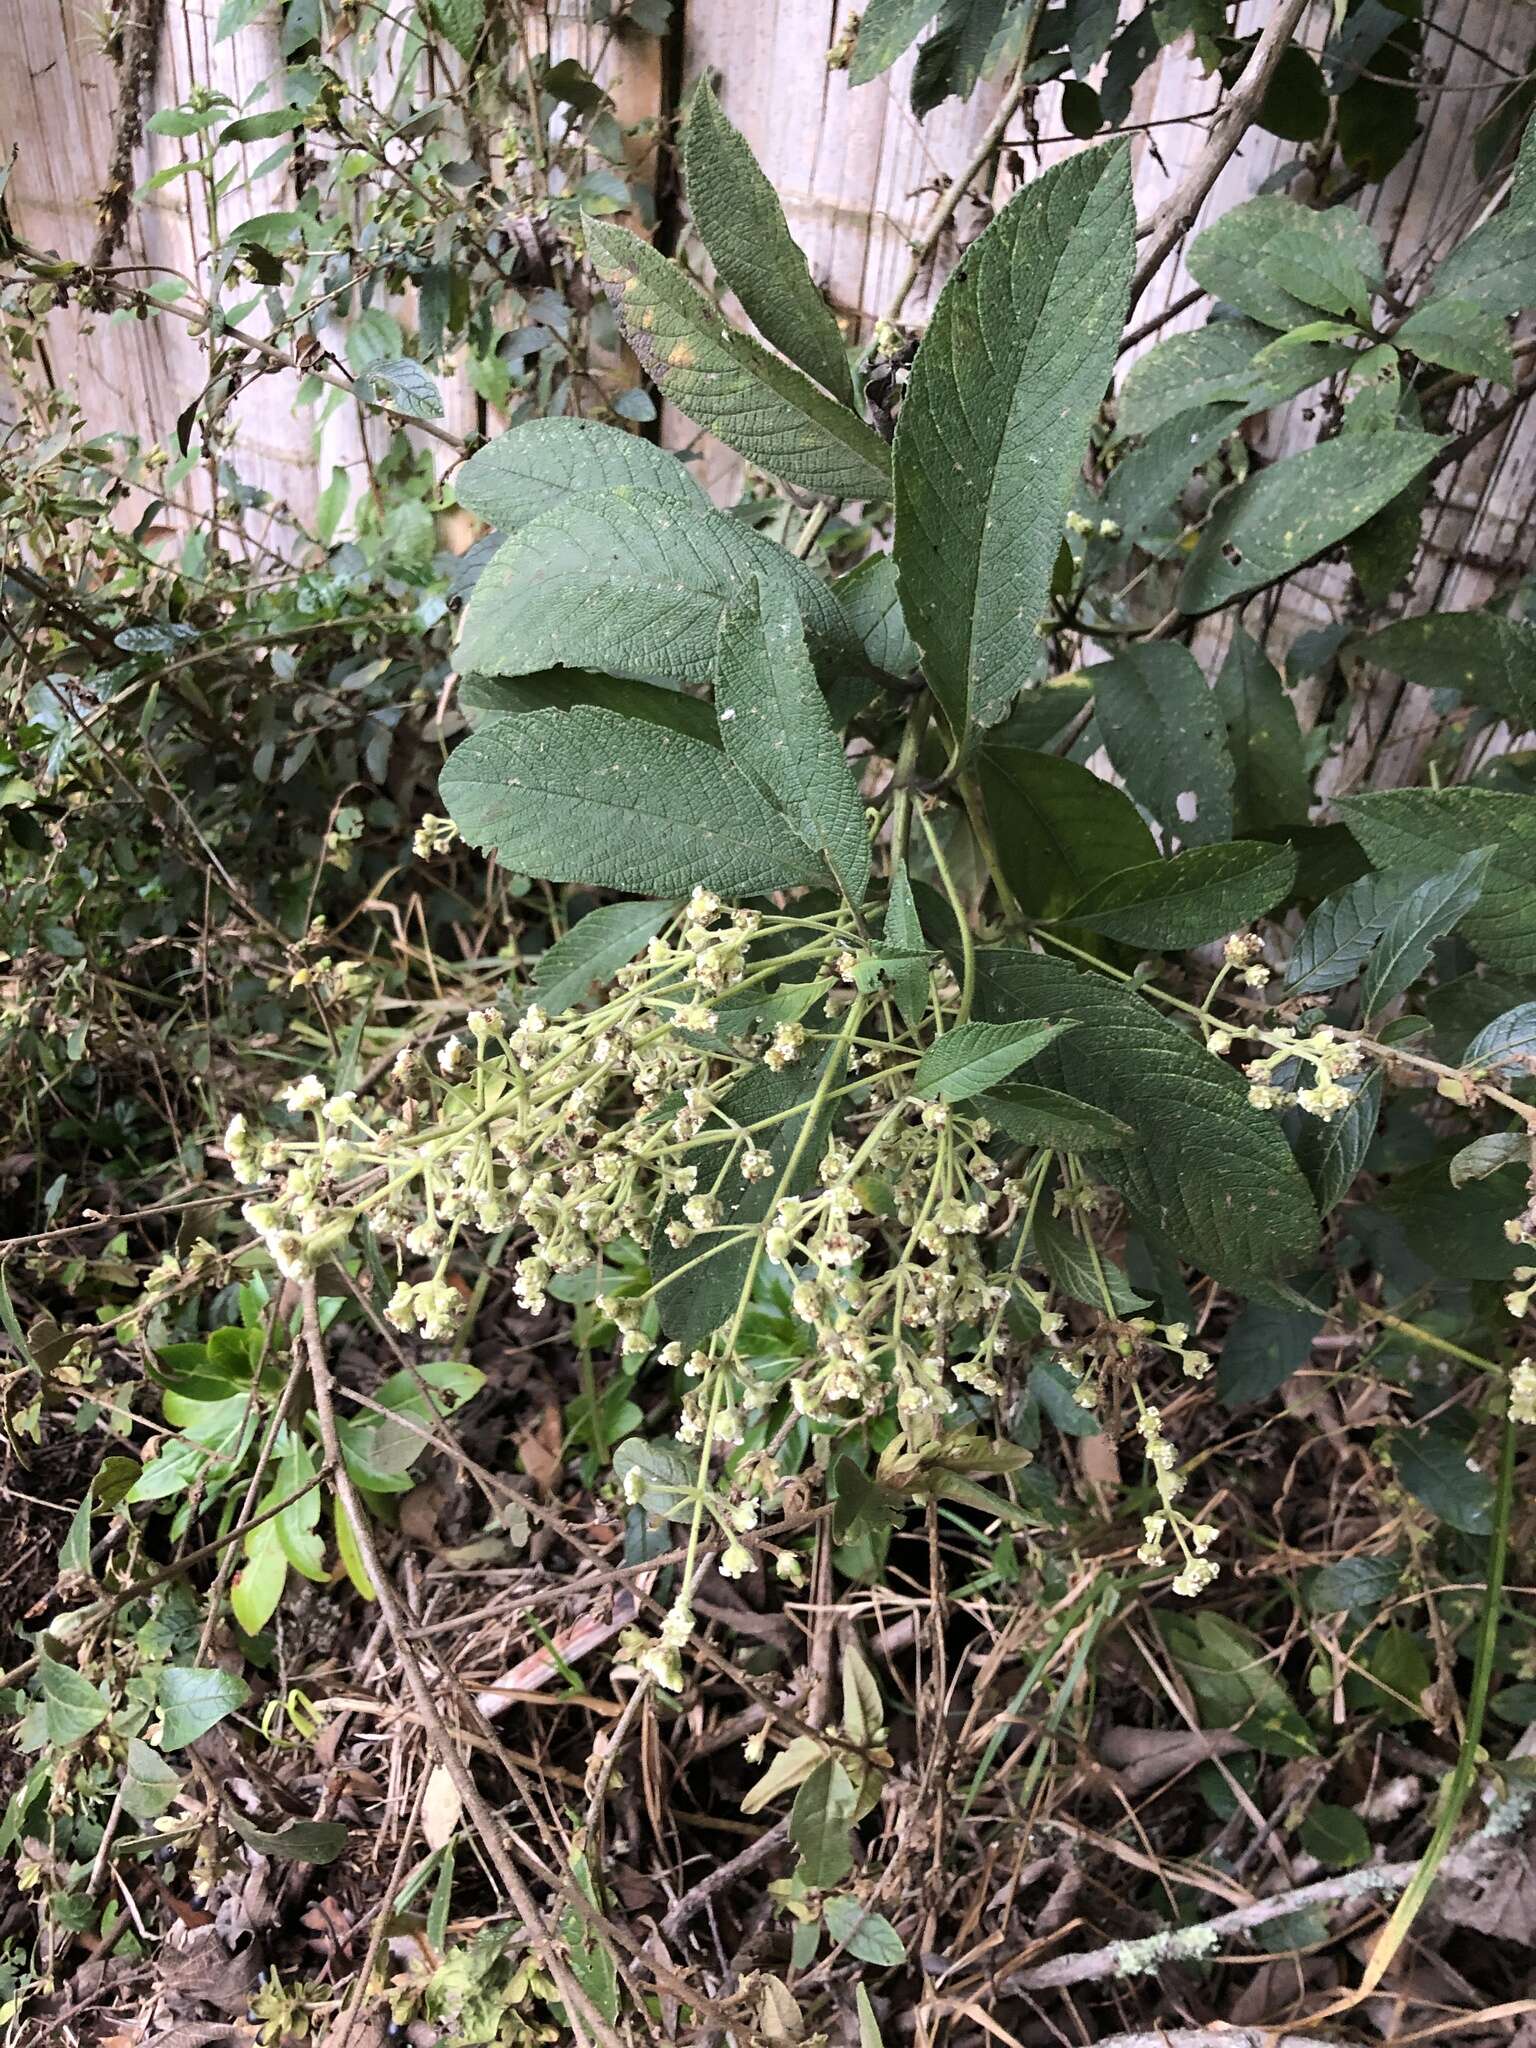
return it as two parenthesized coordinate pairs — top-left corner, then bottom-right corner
(281, 1074), (327, 1114)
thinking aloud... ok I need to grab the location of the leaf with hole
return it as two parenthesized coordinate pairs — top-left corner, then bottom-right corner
(1090, 644), (1234, 846)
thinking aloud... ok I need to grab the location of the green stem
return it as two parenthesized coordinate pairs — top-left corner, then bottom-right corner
(919, 807), (975, 1025)
(958, 771), (1021, 925)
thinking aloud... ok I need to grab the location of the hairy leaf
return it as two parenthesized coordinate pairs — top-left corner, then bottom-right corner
(454, 418), (703, 531)
(834, 553), (920, 677)
(1361, 847), (1491, 1017)
(882, 858), (930, 1030)
(1179, 433), (1445, 613)
(531, 900), (677, 1016)
(790, 1758), (856, 1887)
(1339, 788), (1536, 974)
(1091, 644), (1235, 846)
(1067, 841), (1296, 949)
(1462, 1001), (1536, 1078)
(894, 143), (1134, 746)
(849, 0), (944, 81)
(586, 218), (891, 498)
(976, 1081), (1132, 1151)
(460, 670), (720, 743)
(979, 745), (1157, 918)
(1396, 298), (1515, 385)
(1285, 868), (1428, 996)
(684, 81), (854, 405)
(912, 1018), (1075, 1102)
(442, 708), (826, 897)
(715, 578), (870, 904)
(1291, 1069), (1381, 1215)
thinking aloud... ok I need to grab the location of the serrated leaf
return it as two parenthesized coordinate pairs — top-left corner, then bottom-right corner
(715, 578), (870, 905)
(1388, 1424), (1495, 1535)
(1066, 842), (1296, 948)
(357, 356), (443, 419)
(1396, 298), (1515, 385)
(835, 554), (919, 678)
(790, 1757), (856, 1887)
(121, 1737), (182, 1822)
(1214, 628), (1312, 835)
(1361, 847), (1491, 1017)
(454, 418), (703, 531)
(893, 143), (1134, 747)
(1291, 1069), (1381, 1215)
(1187, 196), (1382, 331)
(849, 0), (943, 81)
(1179, 432), (1445, 613)
(1090, 644), (1234, 846)
(1117, 318), (1350, 438)
(1463, 1001), (1536, 1078)
(1029, 1354), (1101, 1437)
(974, 952), (1319, 1290)
(38, 1654), (110, 1749)
(979, 745), (1157, 919)
(531, 900), (676, 1017)
(1450, 1130), (1526, 1187)
(442, 708), (826, 898)
(882, 859), (930, 1030)
(456, 489), (857, 688)
(910, 0), (1013, 115)
(912, 1018), (1074, 1102)
(976, 1081), (1132, 1152)
(1349, 610), (1536, 730)
(1339, 788), (1536, 975)
(460, 670), (721, 744)
(823, 1894), (905, 1964)
(158, 1665), (251, 1750)
(585, 218), (890, 498)
(684, 81), (853, 405)
(430, 0), (482, 59)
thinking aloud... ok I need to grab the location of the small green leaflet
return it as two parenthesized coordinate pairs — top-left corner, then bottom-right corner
(976, 1082), (1132, 1151)
(38, 1654), (110, 1748)
(231, 1813), (350, 1863)
(1292, 1069), (1380, 1215)
(1349, 610), (1536, 731)
(585, 218), (890, 499)
(1307, 1553), (1401, 1615)
(430, 0), (483, 60)
(454, 417), (703, 531)
(835, 554), (920, 678)
(531, 900), (676, 1016)
(910, 0), (1016, 116)
(683, 81), (854, 406)
(1090, 644), (1234, 846)
(893, 143), (1134, 748)
(613, 1437), (695, 1520)
(158, 1665), (252, 1750)
(1034, 1206), (1148, 1314)
(1065, 842), (1296, 949)
(1285, 867), (1428, 995)
(1186, 196), (1382, 332)
(1160, 1611), (1316, 1757)
(442, 708), (826, 899)
(1339, 788), (1536, 975)
(823, 1894), (905, 1964)
(121, 1738), (182, 1823)
(455, 488), (857, 687)
(1360, 847), (1491, 1017)
(714, 578), (870, 906)
(978, 745), (1157, 919)
(790, 1757), (857, 1888)
(1180, 432), (1445, 613)
(1462, 1002), (1536, 1077)
(1215, 1296), (1325, 1407)
(912, 1019), (1075, 1102)
(356, 357), (443, 420)
(1450, 1130), (1526, 1187)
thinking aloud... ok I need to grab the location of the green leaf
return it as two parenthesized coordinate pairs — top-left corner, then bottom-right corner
(857, 1983), (886, 2048)
(910, 0), (1013, 116)
(1028, 1355), (1102, 1437)
(1339, 788), (1536, 974)
(585, 218), (890, 498)
(893, 143), (1134, 747)
(1033, 1205), (1147, 1315)
(823, 1894), (905, 1965)
(229, 1814), (349, 1863)
(1462, 1001), (1536, 1078)
(834, 554), (919, 678)
(912, 1019), (1075, 1102)
(790, 1757), (856, 1888)
(1396, 298), (1515, 385)
(975, 1081), (1132, 1152)
(1388, 1425), (1495, 1535)
(978, 745), (1157, 919)
(1214, 628), (1312, 835)
(430, 0), (483, 60)
(38, 1654), (109, 1749)
(1090, 644), (1234, 846)
(1179, 433), (1445, 613)
(882, 859), (930, 1031)
(561, 1847), (620, 2024)
(460, 670), (720, 745)
(1292, 1070), (1381, 1215)
(612, 1437), (695, 1520)
(1216, 1297), (1324, 1407)
(1187, 196), (1382, 331)
(454, 418), (703, 531)
(1306, 1554), (1401, 1615)
(1161, 1611), (1315, 1757)
(1358, 1626), (1432, 1725)
(849, 0), (943, 81)
(121, 1738), (183, 1823)
(1450, 1130), (1526, 1188)
(1066, 842), (1296, 949)
(715, 578), (870, 905)
(356, 356), (443, 419)
(1431, 115), (1536, 314)
(974, 952), (1319, 1290)
(531, 900), (676, 1016)
(442, 708), (826, 898)
(1361, 848), (1491, 1017)
(1285, 868), (1426, 996)
(231, 1525), (289, 1637)
(158, 1665), (251, 1750)
(684, 81), (853, 406)
(455, 489), (856, 688)
(1117, 318), (1351, 438)
(1300, 1802), (1371, 1870)
(1349, 610), (1536, 730)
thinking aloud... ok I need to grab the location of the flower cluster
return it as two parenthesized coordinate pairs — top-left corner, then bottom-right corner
(1206, 1020), (1369, 1122)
